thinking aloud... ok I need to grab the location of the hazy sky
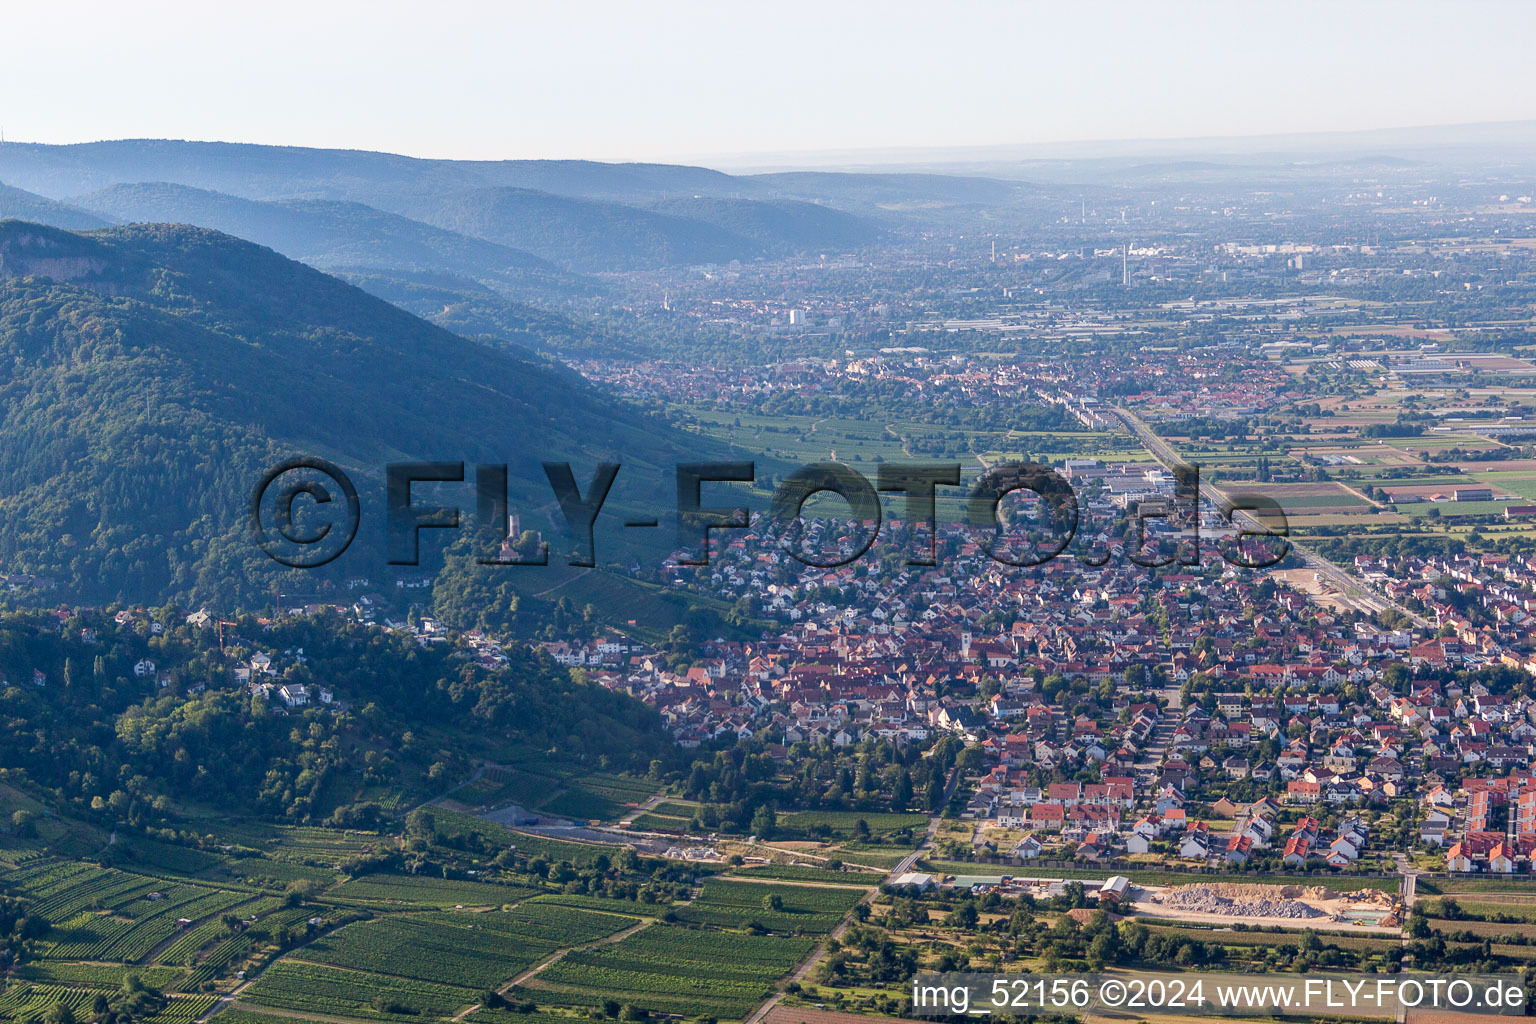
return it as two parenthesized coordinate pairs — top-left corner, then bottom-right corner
(6, 0), (1535, 164)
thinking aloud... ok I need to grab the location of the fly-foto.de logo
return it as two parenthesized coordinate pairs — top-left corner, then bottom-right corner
(251, 458), (1289, 571)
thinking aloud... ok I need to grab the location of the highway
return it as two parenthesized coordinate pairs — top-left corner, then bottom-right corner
(1115, 406), (1431, 630)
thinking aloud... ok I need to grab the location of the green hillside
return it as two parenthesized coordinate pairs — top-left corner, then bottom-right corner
(0, 221), (690, 608)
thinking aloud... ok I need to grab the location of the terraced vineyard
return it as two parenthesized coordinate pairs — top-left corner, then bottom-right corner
(730, 863), (884, 884)
(328, 872), (539, 907)
(11, 963), (186, 990)
(242, 959), (479, 1021)
(4, 862), (254, 963)
(160, 896), (283, 965)
(183, 905), (321, 989)
(449, 766), (660, 823)
(527, 892), (677, 914)
(1, 817), (857, 1024)
(673, 879), (863, 934)
(520, 924), (814, 1020)
(0, 983), (105, 1023)
(0, 982), (215, 1024)
(630, 812), (689, 832)
(541, 772), (662, 820)
(291, 905), (638, 987)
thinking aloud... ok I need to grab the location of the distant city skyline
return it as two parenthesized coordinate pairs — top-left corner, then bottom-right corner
(6, 0), (1536, 166)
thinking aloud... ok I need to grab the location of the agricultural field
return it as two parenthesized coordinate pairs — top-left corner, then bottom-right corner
(209, 823), (384, 864)
(520, 924), (814, 1021)
(497, 567), (766, 647)
(200, 857), (342, 889)
(242, 958), (479, 1021)
(498, 829), (622, 868)
(210, 1012), (323, 1024)
(443, 762), (641, 817)
(1420, 896), (1536, 923)
(728, 863), (884, 884)
(464, 1011), (592, 1024)
(673, 879), (863, 934)
(630, 811), (690, 832)
(12, 963), (187, 991)
(438, 765), (555, 809)
(775, 810), (927, 841)
(821, 844), (913, 870)
(158, 896), (284, 966)
(0, 981), (216, 1024)
(1, 861), (256, 964)
(0, 785), (108, 867)
(541, 772), (664, 821)
(1417, 877), (1536, 895)
(327, 872), (539, 907)
(291, 905), (638, 987)
(1138, 921), (1401, 955)
(527, 892), (678, 915)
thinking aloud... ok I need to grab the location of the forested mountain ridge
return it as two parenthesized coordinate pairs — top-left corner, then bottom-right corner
(0, 221), (688, 608)
(0, 181), (110, 230)
(0, 141), (1005, 277)
(646, 196), (884, 252)
(399, 186), (769, 271)
(73, 181), (586, 299)
(0, 140), (755, 204)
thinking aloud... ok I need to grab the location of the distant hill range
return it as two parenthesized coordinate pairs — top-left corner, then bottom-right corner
(74, 180), (579, 294)
(0, 140), (1028, 278)
(397, 187), (882, 271)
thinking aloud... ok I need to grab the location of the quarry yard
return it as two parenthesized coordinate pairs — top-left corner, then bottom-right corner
(1128, 882), (1403, 933)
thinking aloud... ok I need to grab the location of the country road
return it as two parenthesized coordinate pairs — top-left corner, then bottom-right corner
(1115, 406), (1430, 630)
(744, 765), (961, 1024)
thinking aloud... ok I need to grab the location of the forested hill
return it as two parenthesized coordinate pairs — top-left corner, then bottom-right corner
(0, 221), (689, 608)
(0, 606), (676, 824)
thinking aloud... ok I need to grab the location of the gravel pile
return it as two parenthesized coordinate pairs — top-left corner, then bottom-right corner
(1153, 884), (1327, 919)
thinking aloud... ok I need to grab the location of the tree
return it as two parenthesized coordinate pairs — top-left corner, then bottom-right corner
(750, 804), (777, 839)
